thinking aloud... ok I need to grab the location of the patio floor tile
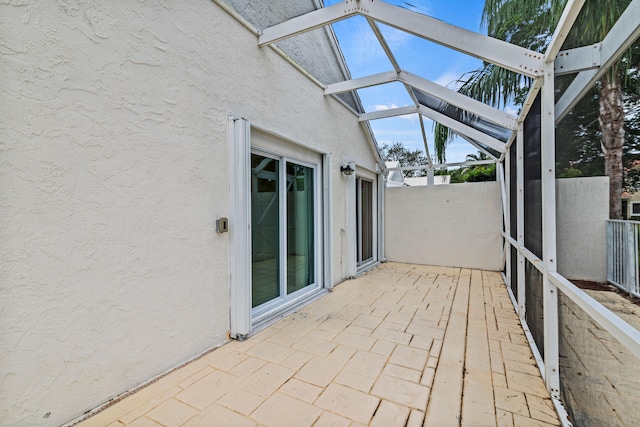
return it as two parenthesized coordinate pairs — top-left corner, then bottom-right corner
(251, 393), (321, 427)
(315, 383), (380, 424)
(145, 398), (198, 426)
(76, 262), (561, 427)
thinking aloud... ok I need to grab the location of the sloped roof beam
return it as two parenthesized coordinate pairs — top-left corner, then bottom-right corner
(417, 106), (506, 154)
(543, 0), (587, 61)
(365, 1), (543, 78)
(461, 136), (500, 160)
(326, 70), (518, 129)
(359, 106), (418, 121)
(259, 0), (544, 78)
(358, 106), (506, 154)
(400, 71), (518, 129)
(555, 0), (640, 122)
(258, 1), (360, 46)
(324, 71), (398, 95)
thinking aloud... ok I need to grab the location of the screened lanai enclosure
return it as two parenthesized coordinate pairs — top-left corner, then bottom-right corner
(3, 0), (640, 426)
(239, 0), (640, 425)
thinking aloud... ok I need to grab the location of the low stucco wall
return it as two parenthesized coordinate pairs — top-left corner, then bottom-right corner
(556, 176), (609, 283)
(384, 182), (502, 271)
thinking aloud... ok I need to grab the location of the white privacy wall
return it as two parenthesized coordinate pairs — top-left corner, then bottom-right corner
(556, 177), (609, 283)
(385, 182), (503, 271)
(0, 1), (376, 426)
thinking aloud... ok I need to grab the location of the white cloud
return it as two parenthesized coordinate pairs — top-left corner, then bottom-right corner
(504, 106), (519, 116)
(373, 103), (399, 111)
(433, 69), (464, 89)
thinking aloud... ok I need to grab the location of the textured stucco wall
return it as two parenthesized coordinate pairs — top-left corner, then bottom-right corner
(384, 182), (502, 271)
(0, 1), (376, 426)
(556, 177), (609, 282)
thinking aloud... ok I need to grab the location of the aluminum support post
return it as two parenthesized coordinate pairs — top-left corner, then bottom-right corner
(541, 61), (560, 398)
(505, 146), (512, 288)
(516, 123), (526, 319)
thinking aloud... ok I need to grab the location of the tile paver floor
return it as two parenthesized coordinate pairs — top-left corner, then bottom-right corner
(77, 262), (560, 427)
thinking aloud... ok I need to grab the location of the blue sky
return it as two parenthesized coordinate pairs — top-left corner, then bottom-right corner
(325, 0), (491, 163)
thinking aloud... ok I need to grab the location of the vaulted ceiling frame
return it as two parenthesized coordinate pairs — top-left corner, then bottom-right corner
(259, 0), (536, 157)
(258, 0), (638, 167)
(325, 70), (517, 130)
(358, 105), (506, 154)
(359, 105), (418, 121)
(259, 0), (544, 78)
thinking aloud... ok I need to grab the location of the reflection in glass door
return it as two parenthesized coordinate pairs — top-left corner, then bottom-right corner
(251, 154), (280, 307)
(286, 163), (315, 295)
(251, 152), (316, 313)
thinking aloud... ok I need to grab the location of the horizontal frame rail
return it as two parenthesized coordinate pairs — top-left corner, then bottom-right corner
(502, 236), (640, 360)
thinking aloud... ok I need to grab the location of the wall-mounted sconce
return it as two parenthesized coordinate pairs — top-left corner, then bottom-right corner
(340, 164), (355, 176)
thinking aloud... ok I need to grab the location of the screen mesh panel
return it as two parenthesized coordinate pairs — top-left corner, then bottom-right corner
(509, 144), (518, 297)
(559, 291), (640, 426)
(523, 94), (544, 356)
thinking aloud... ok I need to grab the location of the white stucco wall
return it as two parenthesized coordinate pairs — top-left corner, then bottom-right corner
(0, 1), (377, 426)
(384, 182), (502, 271)
(556, 177), (609, 283)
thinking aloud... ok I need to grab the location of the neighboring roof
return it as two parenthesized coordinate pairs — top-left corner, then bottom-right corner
(385, 161), (450, 187)
(385, 161), (405, 186)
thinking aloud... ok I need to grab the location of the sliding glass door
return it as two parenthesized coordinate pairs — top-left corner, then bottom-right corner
(251, 152), (317, 315)
(357, 177), (374, 266)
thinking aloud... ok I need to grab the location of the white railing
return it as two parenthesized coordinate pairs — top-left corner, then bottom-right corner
(606, 220), (640, 298)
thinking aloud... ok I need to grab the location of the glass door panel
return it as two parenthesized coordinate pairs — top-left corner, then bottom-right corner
(357, 177), (374, 265)
(251, 152), (318, 314)
(251, 153), (280, 308)
(286, 162), (315, 294)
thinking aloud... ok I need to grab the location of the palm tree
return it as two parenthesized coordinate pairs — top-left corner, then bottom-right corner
(435, 0), (633, 218)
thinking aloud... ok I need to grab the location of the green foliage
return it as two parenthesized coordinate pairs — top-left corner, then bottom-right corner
(556, 45), (640, 189)
(379, 142), (429, 178)
(434, 0), (637, 218)
(449, 151), (497, 183)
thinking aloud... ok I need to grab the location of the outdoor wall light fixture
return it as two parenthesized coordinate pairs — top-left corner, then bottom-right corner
(340, 164), (354, 176)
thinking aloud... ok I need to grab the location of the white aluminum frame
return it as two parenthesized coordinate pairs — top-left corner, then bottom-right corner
(344, 162), (357, 279)
(227, 0), (640, 423)
(355, 175), (377, 269)
(323, 153), (334, 290)
(541, 60), (560, 398)
(249, 149), (324, 324)
(229, 116), (252, 339)
(326, 70), (517, 130)
(259, 0), (544, 78)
